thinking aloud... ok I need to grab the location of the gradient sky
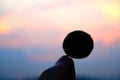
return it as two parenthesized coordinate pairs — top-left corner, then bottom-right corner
(0, 0), (120, 79)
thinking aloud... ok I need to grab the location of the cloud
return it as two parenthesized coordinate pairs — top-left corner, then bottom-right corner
(0, 0), (120, 47)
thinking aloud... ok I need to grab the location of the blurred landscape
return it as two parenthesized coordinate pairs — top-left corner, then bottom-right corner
(1, 76), (120, 80)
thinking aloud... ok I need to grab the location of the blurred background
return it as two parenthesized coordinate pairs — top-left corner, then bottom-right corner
(0, 0), (120, 80)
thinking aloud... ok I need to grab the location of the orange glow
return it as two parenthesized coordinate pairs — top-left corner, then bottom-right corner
(0, 22), (10, 34)
(103, 4), (120, 17)
(97, 1), (120, 18)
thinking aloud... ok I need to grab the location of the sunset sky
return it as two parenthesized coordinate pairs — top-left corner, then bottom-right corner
(0, 0), (120, 79)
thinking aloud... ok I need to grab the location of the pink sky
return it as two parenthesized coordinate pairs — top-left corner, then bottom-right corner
(0, 0), (120, 61)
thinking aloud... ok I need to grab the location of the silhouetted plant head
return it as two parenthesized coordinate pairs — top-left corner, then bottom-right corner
(63, 30), (94, 59)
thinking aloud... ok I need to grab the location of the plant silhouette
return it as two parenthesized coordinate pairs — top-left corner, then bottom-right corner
(38, 30), (94, 80)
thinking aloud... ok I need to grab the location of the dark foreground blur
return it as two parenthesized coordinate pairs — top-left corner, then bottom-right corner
(1, 76), (120, 80)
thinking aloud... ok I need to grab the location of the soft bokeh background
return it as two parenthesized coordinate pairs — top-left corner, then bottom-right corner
(0, 0), (120, 80)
